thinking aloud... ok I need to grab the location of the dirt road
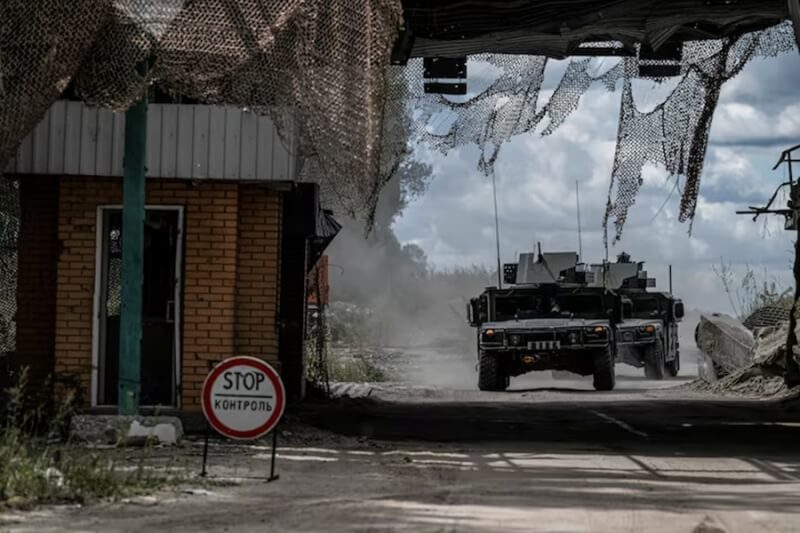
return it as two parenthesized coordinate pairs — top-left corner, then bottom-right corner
(4, 373), (800, 533)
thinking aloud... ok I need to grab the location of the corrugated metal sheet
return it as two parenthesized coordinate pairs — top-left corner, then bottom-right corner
(6, 101), (298, 181)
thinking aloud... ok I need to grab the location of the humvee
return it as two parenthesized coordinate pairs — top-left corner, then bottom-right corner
(605, 253), (684, 379)
(468, 252), (621, 391)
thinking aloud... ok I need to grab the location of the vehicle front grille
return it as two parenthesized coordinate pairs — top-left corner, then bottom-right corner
(529, 340), (560, 351)
(515, 332), (558, 343)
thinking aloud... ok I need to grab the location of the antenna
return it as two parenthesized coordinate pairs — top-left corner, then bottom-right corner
(576, 181), (584, 262)
(491, 170), (503, 289)
(669, 264), (673, 294)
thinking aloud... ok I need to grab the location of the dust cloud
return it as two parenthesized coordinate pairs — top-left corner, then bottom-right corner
(325, 161), (491, 387)
(326, 163), (703, 388)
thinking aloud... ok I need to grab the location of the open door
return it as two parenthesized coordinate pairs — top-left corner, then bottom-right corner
(95, 207), (182, 407)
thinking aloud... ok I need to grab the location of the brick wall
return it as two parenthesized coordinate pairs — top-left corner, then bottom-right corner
(234, 186), (282, 366)
(176, 182), (239, 411)
(40, 176), (282, 411)
(16, 177), (60, 390)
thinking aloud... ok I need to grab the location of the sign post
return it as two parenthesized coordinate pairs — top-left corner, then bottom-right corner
(201, 356), (286, 481)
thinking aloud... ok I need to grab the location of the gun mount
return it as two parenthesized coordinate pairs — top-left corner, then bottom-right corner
(502, 248), (656, 291)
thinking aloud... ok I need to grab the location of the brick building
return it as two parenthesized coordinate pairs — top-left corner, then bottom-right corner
(7, 99), (338, 411)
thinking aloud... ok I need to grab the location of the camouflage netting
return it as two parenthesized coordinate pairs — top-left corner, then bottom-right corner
(396, 23), (797, 242)
(606, 23), (796, 239)
(0, 0), (404, 217)
(0, 0), (405, 355)
(0, 3), (798, 355)
(0, 179), (18, 354)
(0, 3), (797, 235)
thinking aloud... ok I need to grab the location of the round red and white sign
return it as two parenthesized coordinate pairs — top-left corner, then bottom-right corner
(202, 356), (285, 440)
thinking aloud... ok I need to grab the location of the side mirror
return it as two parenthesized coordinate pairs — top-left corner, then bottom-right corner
(467, 298), (480, 327)
(674, 301), (685, 320)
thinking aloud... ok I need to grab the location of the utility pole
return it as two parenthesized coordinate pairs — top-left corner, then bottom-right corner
(118, 87), (148, 415)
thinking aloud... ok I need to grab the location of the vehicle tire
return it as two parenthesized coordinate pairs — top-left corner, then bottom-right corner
(644, 342), (666, 380)
(592, 347), (616, 391)
(478, 351), (508, 391)
(666, 351), (680, 377)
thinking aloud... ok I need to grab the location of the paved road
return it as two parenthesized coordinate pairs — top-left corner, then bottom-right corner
(5, 382), (800, 532)
(303, 382), (800, 453)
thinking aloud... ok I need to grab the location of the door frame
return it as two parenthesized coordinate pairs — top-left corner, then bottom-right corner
(90, 204), (184, 408)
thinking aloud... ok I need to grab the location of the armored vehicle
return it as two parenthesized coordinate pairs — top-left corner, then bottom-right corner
(605, 253), (684, 379)
(468, 250), (684, 390)
(468, 252), (621, 391)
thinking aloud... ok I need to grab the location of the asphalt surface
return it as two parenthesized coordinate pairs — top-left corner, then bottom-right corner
(5, 347), (800, 532)
(302, 381), (800, 454)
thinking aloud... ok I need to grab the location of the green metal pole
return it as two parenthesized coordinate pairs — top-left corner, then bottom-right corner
(119, 94), (147, 415)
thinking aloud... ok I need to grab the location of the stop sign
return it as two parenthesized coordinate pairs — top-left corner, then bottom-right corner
(202, 356), (285, 440)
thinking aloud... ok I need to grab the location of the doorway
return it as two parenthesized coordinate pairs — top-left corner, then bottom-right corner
(94, 206), (183, 407)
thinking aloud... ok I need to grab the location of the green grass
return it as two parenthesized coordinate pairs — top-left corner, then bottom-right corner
(328, 355), (389, 383)
(0, 367), (180, 509)
(0, 431), (175, 508)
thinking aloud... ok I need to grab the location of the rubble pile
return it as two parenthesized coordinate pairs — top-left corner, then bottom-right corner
(753, 322), (789, 367)
(691, 321), (800, 399)
(690, 366), (790, 398)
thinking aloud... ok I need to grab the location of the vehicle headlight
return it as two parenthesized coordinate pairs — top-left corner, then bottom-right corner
(482, 329), (504, 343)
(509, 334), (522, 346)
(568, 332), (579, 345)
(638, 324), (656, 336)
(584, 326), (607, 342)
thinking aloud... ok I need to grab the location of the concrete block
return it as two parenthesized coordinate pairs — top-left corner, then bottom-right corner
(71, 415), (183, 446)
(696, 313), (754, 376)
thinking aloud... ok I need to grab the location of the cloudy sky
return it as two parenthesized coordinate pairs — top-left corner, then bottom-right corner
(393, 52), (800, 313)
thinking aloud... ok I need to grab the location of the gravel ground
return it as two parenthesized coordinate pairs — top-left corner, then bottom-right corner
(6, 332), (800, 532)
(5, 390), (800, 532)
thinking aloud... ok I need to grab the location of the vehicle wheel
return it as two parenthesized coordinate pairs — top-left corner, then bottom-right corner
(666, 351), (680, 377)
(644, 342), (666, 380)
(478, 351), (508, 391)
(592, 347), (616, 391)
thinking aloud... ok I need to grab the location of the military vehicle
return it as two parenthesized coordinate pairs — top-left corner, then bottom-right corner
(468, 251), (621, 391)
(610, 253), (684, 379)
(467, 250), (684, 390)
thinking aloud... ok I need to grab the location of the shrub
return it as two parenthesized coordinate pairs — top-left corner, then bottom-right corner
(0, 368), (177, 508)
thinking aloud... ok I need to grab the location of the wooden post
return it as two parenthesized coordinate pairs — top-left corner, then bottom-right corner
(118, 93), (147, 415)
(787, 229), (800, 387)
(786, 157), (800, 388)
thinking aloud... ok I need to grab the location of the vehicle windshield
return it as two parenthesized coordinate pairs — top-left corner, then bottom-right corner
(630, 296), (664, 318)
(494, 291), (607, 320)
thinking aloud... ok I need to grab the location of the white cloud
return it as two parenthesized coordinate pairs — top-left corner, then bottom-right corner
(393, 53), (799, 313)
